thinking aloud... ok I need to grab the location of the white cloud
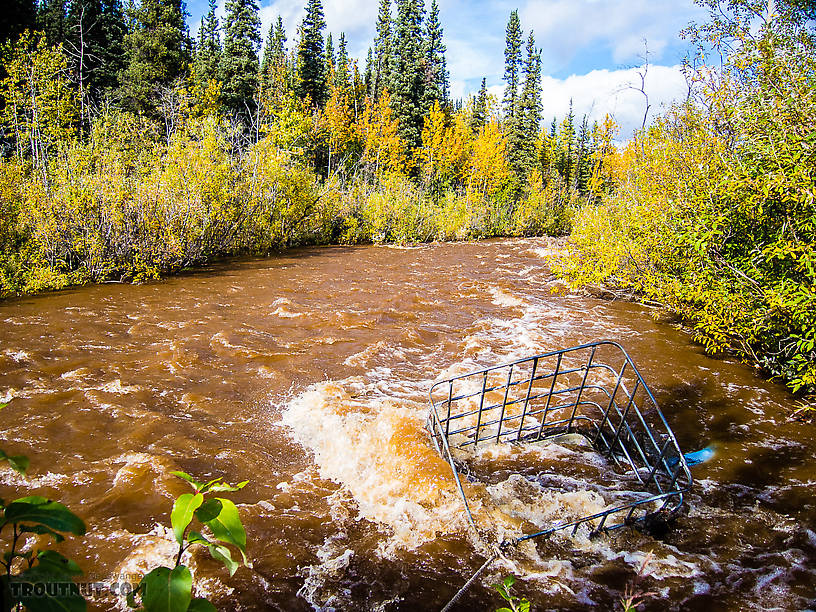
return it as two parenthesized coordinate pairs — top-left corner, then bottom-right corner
(257, 0), (378, 61)
(519, 0), (705, 71)
(446, 36), (502, 86)
(538, 64), (689, 140)
(458, 64), (689, 140)
(323, 0), (378, 43)
(258, 0), (305, 51)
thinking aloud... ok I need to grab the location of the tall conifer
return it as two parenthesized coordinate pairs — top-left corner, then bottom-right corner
(324, 32), (335, 87)
(423, 0), (448, 108)
(220, 0), (261, 115)
(391, 0), (426, 150)
(122, 0), (189, 113)
(574, 115), (592, 192)
(62, 0), (126, 118)
(195, 0), (220, 80)
(260, 16), (287, 93)
(517, 31), (541, 171)
(297, 0), (327, 108)
(336, 32), (350, 91)
(372, 0), (392, 98)
(37, 0), (67, 46)
(363, 47), (373, 96)
(469, 77), (488, 133)
(503, 9), (522, 118)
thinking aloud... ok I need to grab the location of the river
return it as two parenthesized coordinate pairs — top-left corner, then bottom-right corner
(0, 238), (813, 610)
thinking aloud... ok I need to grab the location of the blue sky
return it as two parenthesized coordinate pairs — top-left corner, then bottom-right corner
(186, 0), (710, 138)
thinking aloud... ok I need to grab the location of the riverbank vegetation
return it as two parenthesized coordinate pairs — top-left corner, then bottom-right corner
(0, 0), (605, 296)
(0, 0), (813, 397)
(554, 0), (816, 397)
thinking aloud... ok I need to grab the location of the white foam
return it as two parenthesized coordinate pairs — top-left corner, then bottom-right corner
(280, 380), (468, 554)
(488, 286), (526, 308)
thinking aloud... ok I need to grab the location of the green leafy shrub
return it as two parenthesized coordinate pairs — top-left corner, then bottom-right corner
(127, 471), (249, 612)
(0, 442), (87, 612)
(556, 7), (816, 398)
(492, 575), (530, 612)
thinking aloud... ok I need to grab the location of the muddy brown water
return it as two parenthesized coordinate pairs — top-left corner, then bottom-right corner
(0, 238), (814, 611)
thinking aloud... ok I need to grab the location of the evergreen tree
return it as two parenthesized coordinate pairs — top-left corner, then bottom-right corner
(423, 0), (448, 109)
(469, 77), (487, 133)
(195, 0), (220, 80)
(516, 31), (541, 170)
(336, 32), (350, 91)
(121, 0), (189, 113)
(351, 59), (364, 116)
(98, 0), (127, 92)
(556, 101), (575, 185)
(363, 46), (373, 97)
(219, 0), (261, 115)
(37, 0), (67, 46)
(0, 0), (36, 44)
(324, 31), (335, 87)
(502, 9), (522, 118)
(391, 0), (426, 151)
(574, 114), (592, 192)
(371, 0), (391, 98)
(260, 15), (286, 92)
(296, 0), (327, 108)
(65, 0), (127, 99)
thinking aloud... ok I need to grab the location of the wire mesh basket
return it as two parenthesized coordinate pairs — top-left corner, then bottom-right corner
(427, 340), (693, 544)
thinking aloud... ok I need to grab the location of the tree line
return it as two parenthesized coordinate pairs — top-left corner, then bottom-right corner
(0, 0), (615, 298)
(0, 0), (813, 398)
(0, 0), (612, 189)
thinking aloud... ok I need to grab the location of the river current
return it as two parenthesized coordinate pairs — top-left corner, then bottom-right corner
(0, 238), (813, 610)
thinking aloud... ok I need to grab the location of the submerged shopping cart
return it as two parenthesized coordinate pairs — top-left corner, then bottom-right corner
(427, 340), (693, 545)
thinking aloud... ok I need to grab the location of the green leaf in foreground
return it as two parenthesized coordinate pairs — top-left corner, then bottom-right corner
(203, 498), (246, 562)
(19, 523), (66, 543)
(207, 543), (239, 576)
(205, 480), (248, 493)
(140, 565), (192, 612)
(194, 499), (222, 524)
(35, 550), (83, 578)
(171, 471), (202, 491)
(3, 497), (86, 535)
(187, 598), (217, 612)
(186, 531), (210, 546)
(170, 493), (203, 545)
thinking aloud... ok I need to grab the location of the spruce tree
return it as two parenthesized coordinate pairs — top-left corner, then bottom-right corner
(97, 0), (127, 92)
(220, 0), (261, 115)
(423, 0), (448, 109)
(324, 32), (335, 87)
(65, 0), (127, 99)
(372, 0), (392, 98)
(195, 0), (220, 80)
(37, 0), (67, 46)
(122, 0), (190, 113)
(503, 9), (522, 118)
(260, 15), (286, 92)
(391, 0), (426, 151)
(296, 0), (327, 108)
(517, 31), (541, 171)
(574, 115), (591, 193)
(336, 32), (350, 91)
(363, 46), (373, 97)
(556, 101), (575, 185)
(469, 77), (488, 133)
